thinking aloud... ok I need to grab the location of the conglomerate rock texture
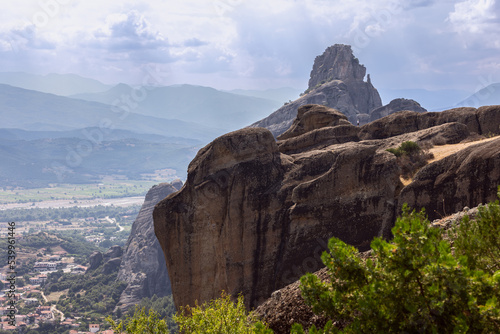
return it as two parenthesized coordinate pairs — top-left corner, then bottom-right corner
(154, 104), (500, 312)
(117, 181), (181, 311)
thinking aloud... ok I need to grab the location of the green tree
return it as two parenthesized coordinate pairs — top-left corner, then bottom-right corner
(450, 194), (500, 275)
(107, 307), (169, 334)
(297, 202), (500, 333)
(174, 292), (272, 333)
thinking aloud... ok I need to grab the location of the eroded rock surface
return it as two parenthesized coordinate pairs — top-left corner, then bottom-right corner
(399, 137), (500, 220)
(251, 45), (382, 135)
(117, 181), (181, 311)
(370, 98), (427, 121)
(154, 104), (500, 312)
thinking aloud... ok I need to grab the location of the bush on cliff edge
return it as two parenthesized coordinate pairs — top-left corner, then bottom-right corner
(296, 188), (500, 333)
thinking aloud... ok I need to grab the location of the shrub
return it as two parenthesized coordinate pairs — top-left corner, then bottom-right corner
(386, 141), (433, 179)
(107, 307), (169, 334)
(174, 292), (272, 333)
(450, 187), (500, 275)
(297, 199), (500, 333)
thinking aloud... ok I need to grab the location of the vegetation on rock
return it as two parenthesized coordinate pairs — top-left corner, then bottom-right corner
(108, 307), (169, 334)
(174, 292), (272, 333)
(296, 189), (500, 333)
(386, 141), (433, 179)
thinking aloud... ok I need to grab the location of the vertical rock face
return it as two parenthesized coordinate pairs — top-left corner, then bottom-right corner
(308, 44), (366, 88)
(154, 128), (288, 310)
(153, 116), (400, 310)
(251, 44), (382, 136)
(154, 104), (500, 313)
(117, 181), (181, 311)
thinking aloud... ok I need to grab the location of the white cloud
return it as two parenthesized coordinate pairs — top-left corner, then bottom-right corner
(0, 0), (498, 91)
(448, 0), (497, 33)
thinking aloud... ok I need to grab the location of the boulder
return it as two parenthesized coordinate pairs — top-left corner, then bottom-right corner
(369, 98), (426, 121)
(88, 251), (103, 271)
(104, 245), (123, 260)
(277, 105), (350, 140)
(358, 107), (491, 140)
(154, 128), (399, 310)
(103, 258), (122, 275)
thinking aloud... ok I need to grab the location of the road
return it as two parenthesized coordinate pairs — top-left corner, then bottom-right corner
(104, 216), (124, 232)
(40, 290), (65, 321)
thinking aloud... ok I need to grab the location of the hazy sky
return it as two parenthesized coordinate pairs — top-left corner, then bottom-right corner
(1, 0), (499, 92)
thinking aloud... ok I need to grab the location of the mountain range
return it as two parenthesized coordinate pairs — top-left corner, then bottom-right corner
(0, 80), (288, 188)
(70, 84), (284, 129)
(0, 72), (111, 96)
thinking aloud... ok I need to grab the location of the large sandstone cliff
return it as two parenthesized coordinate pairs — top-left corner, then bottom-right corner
(117, 181), (181, 311)
(153, 104), (500, 311)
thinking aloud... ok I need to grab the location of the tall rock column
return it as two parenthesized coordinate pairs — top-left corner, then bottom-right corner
(251, 44), (382, 136)
(154, 128), (286, 310)
(117, 181), (182, 311)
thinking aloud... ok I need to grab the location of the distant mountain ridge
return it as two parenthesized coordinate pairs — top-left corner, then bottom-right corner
(0, 84), (222, 141)
(0, 136), (197, 187)
(0, 127), (201, 145)
(226, 87), (302, 104)
(0, 72), (111, 96)
(454, 83), (500, 108)
(70, 84), (283, 130)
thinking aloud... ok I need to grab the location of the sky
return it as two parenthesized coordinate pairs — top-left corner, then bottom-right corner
(0, 0), (499, 92)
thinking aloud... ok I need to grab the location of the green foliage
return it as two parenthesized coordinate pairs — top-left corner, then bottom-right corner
(46, 264), (127, 320)
(386, 141), (432, 179)
(108, 307), (169, 334)
(386, 140), (421, 157)
(174, 292), (272, 333)
(126, 295), (177, 331)
(450, 189), (500, 275)
(299, 203), (500, 333)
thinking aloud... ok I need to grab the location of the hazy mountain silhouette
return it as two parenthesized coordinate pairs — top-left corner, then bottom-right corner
(0, 84), (222, 142)
(226, 87), (302, 103)
(0, 72), (112, 96)
(454, 83), (500, 108)
(71, 84), (283, 129)
(0, 127), (201, 145)
(378, 88), (471, 111)
(0, 136), (198, 188)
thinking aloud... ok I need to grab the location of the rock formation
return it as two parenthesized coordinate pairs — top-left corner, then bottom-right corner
(251, 44), (383, 136)
(87, 245), (123, 275)
(88, 251), (103, 271)
(370, 98), (426, 121)
(117, 181), (181, 311)
(399, 138), (500, 220)
(307, 44), (366, 88)
(154, 104), (500, 312)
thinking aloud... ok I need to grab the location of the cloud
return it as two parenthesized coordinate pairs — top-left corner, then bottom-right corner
(88, 11), (170, 54)
(183, 38), (208, 47)
(400, 0), (437, 10)
(446, 0), (500, 49)
(0, 24), (56, 52)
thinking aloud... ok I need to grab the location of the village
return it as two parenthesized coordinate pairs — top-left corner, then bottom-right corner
(0, 210), (136, 333)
